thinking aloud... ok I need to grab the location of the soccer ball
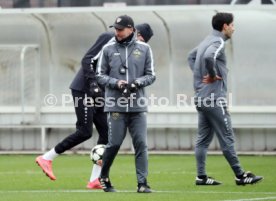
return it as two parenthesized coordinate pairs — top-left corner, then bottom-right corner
(90, 144), (106, 164)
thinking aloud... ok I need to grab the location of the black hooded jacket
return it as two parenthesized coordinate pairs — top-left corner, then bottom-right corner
(70, 32), (114, 93)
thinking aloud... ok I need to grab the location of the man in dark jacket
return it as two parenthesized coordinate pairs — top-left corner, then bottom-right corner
(188, 12), (263, 186)
(35, 32), (112, 182)
(96, 15), (155, 193)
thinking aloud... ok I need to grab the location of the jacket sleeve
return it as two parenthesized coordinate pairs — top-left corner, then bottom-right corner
(96, 47), (119, 89)
(135, 46), (156, 87)
(81, 32), (113, 80)
(203, 39), (224, 78)
(187, 47), (197, 71)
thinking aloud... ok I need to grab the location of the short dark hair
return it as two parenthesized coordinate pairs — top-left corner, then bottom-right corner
(212, 12), (233, 31)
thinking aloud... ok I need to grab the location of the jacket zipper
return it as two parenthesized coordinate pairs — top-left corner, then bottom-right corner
(125, 46), (129, 112)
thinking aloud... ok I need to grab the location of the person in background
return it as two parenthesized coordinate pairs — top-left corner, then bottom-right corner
(35, 31), (112, 182)
(187, 12), (263, 186)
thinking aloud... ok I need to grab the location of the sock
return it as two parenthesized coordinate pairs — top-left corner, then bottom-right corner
(42, 148), (59, 161)
(90, 164), (102, 182)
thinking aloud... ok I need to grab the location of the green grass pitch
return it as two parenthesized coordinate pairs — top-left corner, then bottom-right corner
(0, 154), (275, 201)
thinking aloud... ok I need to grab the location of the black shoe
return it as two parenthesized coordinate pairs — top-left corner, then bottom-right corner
(99, 177), (116, 192)
(137, 183), (152, 193)
(235, 171), (263, 186)
(195, 176), (222, 185)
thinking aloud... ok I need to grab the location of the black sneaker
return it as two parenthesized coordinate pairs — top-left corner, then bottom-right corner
(137, 183), (152, 193)
(99, 177), (116, 192)
(195, 176), (222, 185)
(235, 171), (263, 186)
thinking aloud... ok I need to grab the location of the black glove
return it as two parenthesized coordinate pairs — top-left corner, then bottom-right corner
(89, 80), (103, 98)
(128, 80), (140, 93)
(119, 83), (131, 97)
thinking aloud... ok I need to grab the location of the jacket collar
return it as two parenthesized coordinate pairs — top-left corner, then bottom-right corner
(116, 32), (136, 46)
(212, 29), (228, 41)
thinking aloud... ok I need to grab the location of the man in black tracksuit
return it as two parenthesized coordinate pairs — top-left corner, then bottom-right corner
(96, 15), (156, 193)
(35, 32), (112, 181)
(188, 12), (263, 186)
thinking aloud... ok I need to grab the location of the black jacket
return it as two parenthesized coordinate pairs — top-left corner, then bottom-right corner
(70, 32), (114, 93)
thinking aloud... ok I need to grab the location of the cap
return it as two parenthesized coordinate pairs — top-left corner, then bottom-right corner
(109, 15), (134, 30)
(135, 23), (154, 42)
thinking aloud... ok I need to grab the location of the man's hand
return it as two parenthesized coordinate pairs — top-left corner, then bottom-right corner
(128, 80), (140, 93)
(117, 80), (130, 97)
(117, 80), (128, 89)
(89, 81), (103, 97)
(202, 75), (222, 84)
(117, 80), (140, 97)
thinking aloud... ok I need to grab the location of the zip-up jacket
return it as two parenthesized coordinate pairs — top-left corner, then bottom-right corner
(96, 34), (156, 112)
(188, 30), (229, 103)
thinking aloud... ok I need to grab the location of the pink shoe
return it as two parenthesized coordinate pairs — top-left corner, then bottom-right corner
(87, 179), (102, 189)
(35, 155), (56, 180)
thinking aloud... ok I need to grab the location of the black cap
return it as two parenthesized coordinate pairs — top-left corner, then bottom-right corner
(135, 23), (154, 43)
(109, 15), (134, 30)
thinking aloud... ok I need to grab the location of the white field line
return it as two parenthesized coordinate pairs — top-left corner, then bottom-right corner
(223, 196), (276, 201)
(0, 190), (276, 195)
(0, 190), (178, 193)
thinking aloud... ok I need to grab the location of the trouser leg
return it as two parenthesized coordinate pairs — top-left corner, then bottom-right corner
(204, 103), (244, 176)
(93, 109), (108, 145)
(100, 112), (127, 178)
(195, 107), (214, 176)
(129, 112), (148, 184)
(55, 90), (93, 154)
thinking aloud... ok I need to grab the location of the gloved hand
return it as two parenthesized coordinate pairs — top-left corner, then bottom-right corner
(120, 83), (131, 97)
(128, 80), (140, 93)
(89, 81), (103, 98)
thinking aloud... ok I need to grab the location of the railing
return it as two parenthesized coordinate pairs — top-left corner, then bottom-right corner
(1, 106), (276, 152)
